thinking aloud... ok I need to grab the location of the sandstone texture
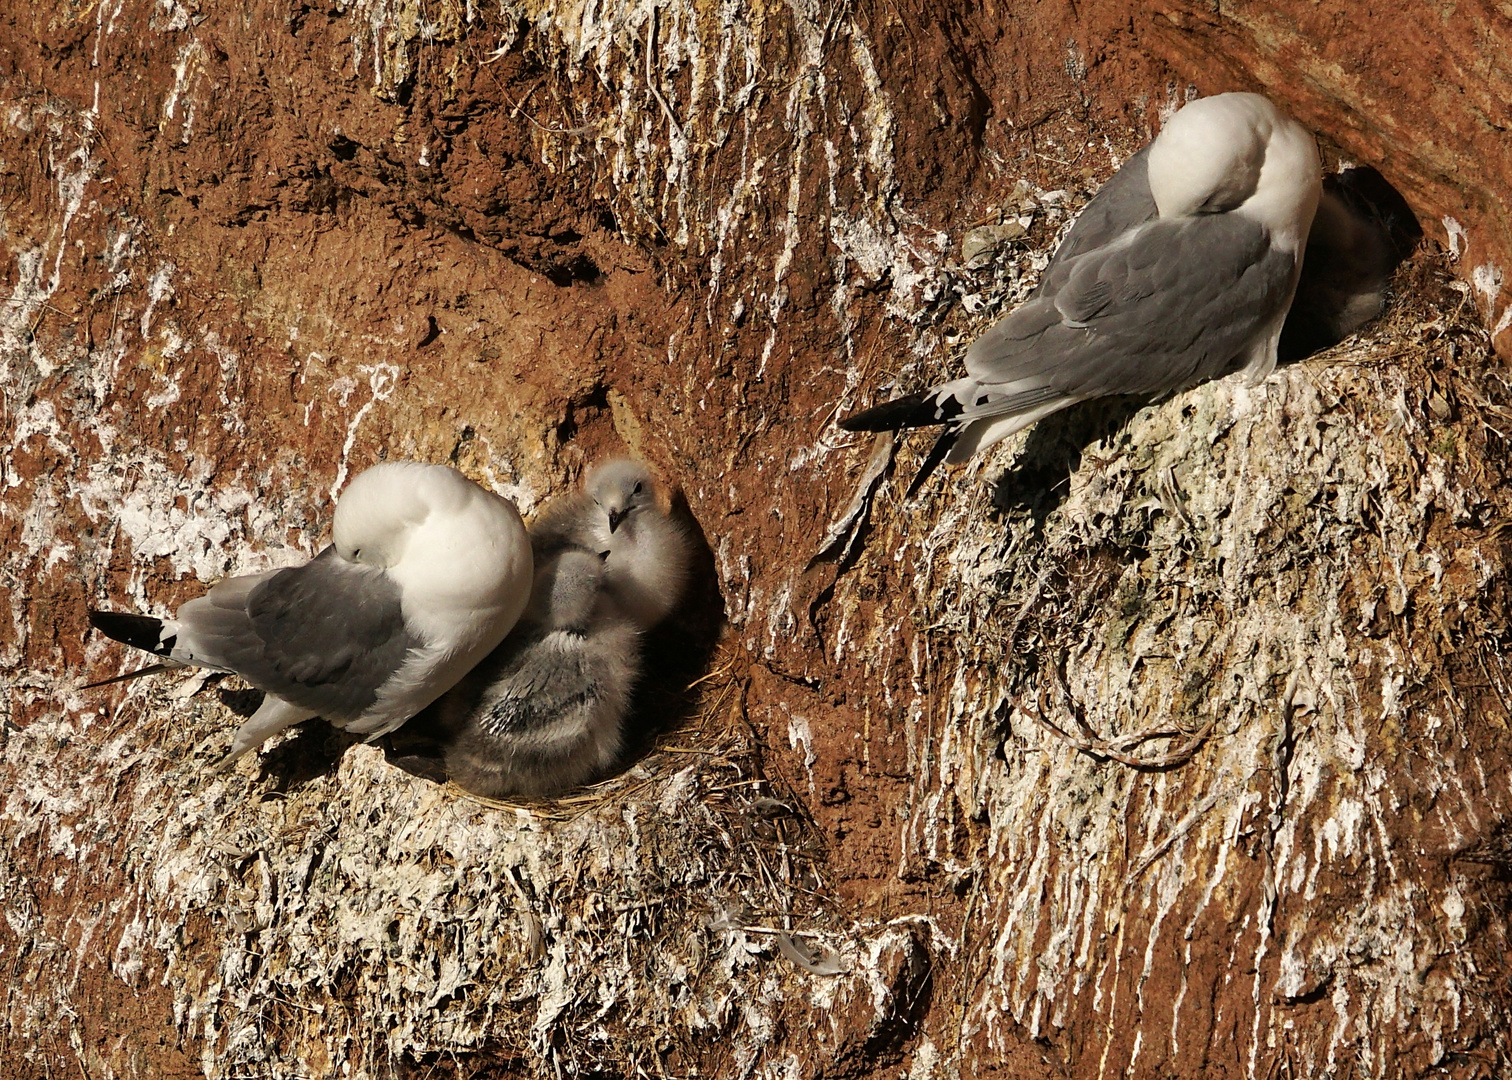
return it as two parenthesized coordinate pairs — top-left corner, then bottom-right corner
(3, 1), (1511, 1078)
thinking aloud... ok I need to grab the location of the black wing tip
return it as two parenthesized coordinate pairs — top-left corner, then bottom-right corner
(88, 609), (168, 653)
(840, 391), (960, 433)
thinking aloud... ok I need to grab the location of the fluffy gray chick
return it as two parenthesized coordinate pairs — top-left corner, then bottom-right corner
(531, 459), (694, 631)
(430, 547), (642, 800)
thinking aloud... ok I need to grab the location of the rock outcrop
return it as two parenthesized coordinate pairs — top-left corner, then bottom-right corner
(3, 1), (1510, 1077)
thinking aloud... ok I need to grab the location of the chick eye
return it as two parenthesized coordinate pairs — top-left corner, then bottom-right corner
(632, 482), (643, 495)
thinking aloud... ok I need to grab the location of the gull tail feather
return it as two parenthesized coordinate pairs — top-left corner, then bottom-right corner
(840, 390), (964, 433)
(88, 610), (173, 655)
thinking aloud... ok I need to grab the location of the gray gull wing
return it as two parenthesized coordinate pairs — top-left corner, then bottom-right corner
(179, 545), (416, 723)
(1034, 146), (1156, 298)
(963, 211), (1296, 411)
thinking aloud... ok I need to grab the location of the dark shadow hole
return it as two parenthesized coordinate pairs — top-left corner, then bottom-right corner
(617, 492), (727, 764)
(1279, 165), (1423, 363)
(543, 254), (602, 286)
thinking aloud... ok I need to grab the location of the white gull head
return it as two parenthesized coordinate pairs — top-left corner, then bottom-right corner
(1148, 92), (1321, 254)
(335, 461), (532, 632)
(332, 461), (534, 729)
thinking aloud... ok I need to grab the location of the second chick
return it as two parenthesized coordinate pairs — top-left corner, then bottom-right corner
(426, 547), (641, 800)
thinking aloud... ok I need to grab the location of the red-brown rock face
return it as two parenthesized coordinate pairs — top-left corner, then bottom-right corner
(3, 1), (1510, 1078)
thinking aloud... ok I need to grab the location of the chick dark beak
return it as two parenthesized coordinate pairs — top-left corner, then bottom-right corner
(608, 508), (629, 533)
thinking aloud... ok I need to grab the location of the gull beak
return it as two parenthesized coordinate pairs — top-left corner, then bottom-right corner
(608, 508), (629, 533)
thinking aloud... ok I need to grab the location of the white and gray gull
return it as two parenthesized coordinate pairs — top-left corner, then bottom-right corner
(529, 458), (693, 631)
(88, 461), (533, 768)
(418, 546), (642, 800)
(840, 92), (1323, 488)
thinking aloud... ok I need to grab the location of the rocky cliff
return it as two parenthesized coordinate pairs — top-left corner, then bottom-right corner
(3, 1), (1511, 1077)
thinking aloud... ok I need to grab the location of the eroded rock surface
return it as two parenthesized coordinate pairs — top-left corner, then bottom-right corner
(3, 1), (1511, 1077)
